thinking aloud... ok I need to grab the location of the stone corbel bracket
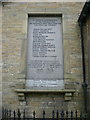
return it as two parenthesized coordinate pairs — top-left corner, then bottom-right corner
(15, 89), (75, 101)
(18, 93), (25, 101)
(65, 93), (73, 101)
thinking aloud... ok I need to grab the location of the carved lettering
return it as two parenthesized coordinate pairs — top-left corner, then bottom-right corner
(26, 17), (64, 89)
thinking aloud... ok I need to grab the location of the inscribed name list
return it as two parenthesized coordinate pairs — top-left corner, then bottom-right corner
(27, 17), (63, 83)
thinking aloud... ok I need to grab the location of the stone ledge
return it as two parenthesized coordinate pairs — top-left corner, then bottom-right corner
(15, 89), (75, 101)
(15, 89), (75, 93)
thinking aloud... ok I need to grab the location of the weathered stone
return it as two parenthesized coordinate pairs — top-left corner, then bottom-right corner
(2, 2), (85, 116)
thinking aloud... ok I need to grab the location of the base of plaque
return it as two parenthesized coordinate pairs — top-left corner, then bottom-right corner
(26, 79), (64, 90)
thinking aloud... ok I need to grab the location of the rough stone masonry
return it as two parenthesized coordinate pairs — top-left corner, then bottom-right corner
(2, 2), (85, 117)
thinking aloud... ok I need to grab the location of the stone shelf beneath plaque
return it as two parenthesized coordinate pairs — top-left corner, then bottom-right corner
(15, 88), (75, 93)
(15, 89), (75, 101)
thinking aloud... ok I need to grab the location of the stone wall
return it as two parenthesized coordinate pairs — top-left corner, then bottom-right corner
(2, 2), (85, 117)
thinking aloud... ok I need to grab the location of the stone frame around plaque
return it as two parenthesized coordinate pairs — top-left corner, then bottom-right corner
(19, 13), (65, 91)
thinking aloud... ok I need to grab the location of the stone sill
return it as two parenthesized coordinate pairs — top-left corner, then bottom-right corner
(15, 89), (75, 102)
(15, 89), (75, 93)
(15, 89), (75, 101)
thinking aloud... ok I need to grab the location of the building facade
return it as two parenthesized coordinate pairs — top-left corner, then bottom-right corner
(2, 2), (85, 117)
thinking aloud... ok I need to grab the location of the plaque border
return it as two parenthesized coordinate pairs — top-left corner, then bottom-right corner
(19, 13), (64, 91)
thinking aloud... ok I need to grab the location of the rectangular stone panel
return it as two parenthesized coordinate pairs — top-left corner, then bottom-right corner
(26, 16), (64, 90)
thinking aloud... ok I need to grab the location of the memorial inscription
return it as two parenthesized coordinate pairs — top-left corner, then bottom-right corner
(26, 16), (64, 89)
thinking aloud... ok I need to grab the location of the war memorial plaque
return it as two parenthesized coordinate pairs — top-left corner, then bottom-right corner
(26, 16), (64, 89)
